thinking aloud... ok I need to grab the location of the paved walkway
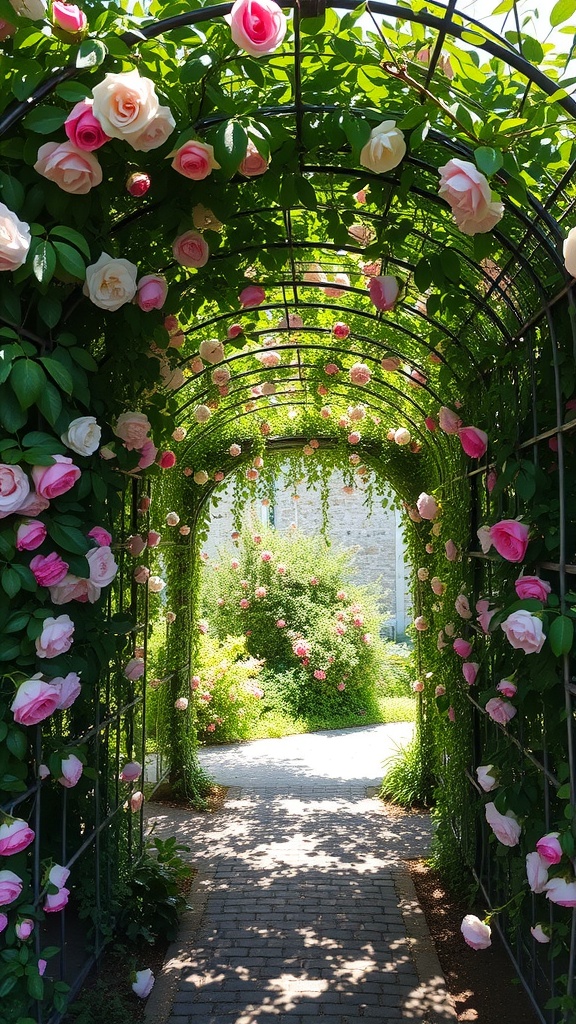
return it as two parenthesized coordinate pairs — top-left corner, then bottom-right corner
(144, 725), (456, 1024)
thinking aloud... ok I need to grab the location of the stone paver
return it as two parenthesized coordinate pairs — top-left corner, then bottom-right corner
(145, 725), (456, 1024)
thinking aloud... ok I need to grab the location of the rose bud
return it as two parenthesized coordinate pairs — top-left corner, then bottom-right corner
(126, 172), (151, 197)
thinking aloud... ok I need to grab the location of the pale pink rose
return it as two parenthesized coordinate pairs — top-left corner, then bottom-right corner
(477, 526), (492, 554)
(368, 275), (398, 311)
(16, 519), (46, 551)
(173, 230), (209, 268)
(212, 366), (231, 388)
(64, 99), (110, 151)
(239, 598), (251, 609)
(30, 552), (69, 587)
(438, 406), (462, 434)
(485, 802), (521, 846)
(239, 284), (266, 308)
(36, 615), (75, 659)
(461, 914), (491, 950)
(114, 412), (151, 451)
(445, 540), (458, 561)
(434, 685), (445, 697)
(190, 356), (204, 373)
(276, 619), (285, 628)
(0, 820), (35, 857)
(148, 575), (166, 593)
(476, 599), (495, 633)
(54, 672), (82, 710)
(462, 662), (479, 686)
(514, 576), (551, 602)
(84, 252), (138, 311)
(453, 638), (473, 658)
(171, 140), (220, 179)
(34, 141), (102, 194)
(476, 765), (498, 792)
(459, 426), (488, 458)
(409, 368), (427, 387)
(0, 463), (30, 516)
(87, 545), (118, 588)
(348, 431), (361, 445)
(536, 832), (563, 865)
(394, 428), (411, 445)
(349, 362), (371, 386)
(412, 679), (424, 693)
(314, 669), (326, 680)
(256, 349), (281, 368)
(360, 120), (406, 174)
(92, 69), (165, 143)
(414, 616), (428, 631)
(431, 577), (445, 597)
(455, 594), (472, 619)
(246, 468), (259, 481)
(437, 631), (447, 650)
(166, 512), (180, 526)
(124, 657), (145, 680)
(0, 203), (31, 272)
(497, 679), (517, 698)
(132, 968), (155, 999)
(49, 574), (93, 604)
(485, 697), (516, 725)
(444, 622), (455, 637)
(131, 108), (175, 153)
(0, 871), (23, 906)
(137, 274), (168, 311)
(438, 159), (504, 235)
(44, 888), (70, 913)
(147, 531), (161, 548)
(544, 878), (576, 907)
(58, 753), (83, 788)
(139, 439), (158, 469)
(416, 492), (439, 521)
(501, 610), (545, 655)
(126, 535), (147, 557)
(15, 918), (34, 940)
(239, 140), (269, 176)
(49, 864), (70, 889)
(381, 355), (401, 372)
(88, 526), (112, 547)
(130, 791), (144, 812)
(530, 925), (550, 944)
(32, 455), (80, 499)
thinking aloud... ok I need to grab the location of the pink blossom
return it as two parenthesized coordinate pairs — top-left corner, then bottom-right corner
(332, 322), (350, 339)
(349, 362), (371, 386)
(476, 765), (498, 792)
(239, 284), (265, 308)
(348, 431), (361, 445)
(435, 684), (446, 697)
(414, 616), (428, 631)
(137, 275), (167, 312)
(158, 450), (176, 469)
(459, 426), (488, 459)
(425, 416), (437, 432)
(462, 662), (479, 686)
(130, 791), (144, 812)
(0, 871), (23, 906)
(36, 615), (74, 659)
(438, 407), (462, 434)
(453, 638), (473, 658)
(30, 552), (69, 587)
(448, 706), (456, 722)
(88, 526), (112, 547)
(461, 915), (491, 950)
(501, 611), (545, 654)
(239, 598), (251, 609)
(536, 832), (563, 866)
(0, 820), (35, 857)
(514, 576), (551, 602)
(476, 599), (496, 633)
(489, 520), (529, 563)
(32, 456), (81, 500)
(314, 669), (326, 680)
(455, 594), (472, 619)
(58, 753), (83, 788)
(439, 159), (504, 235)
(544, 878), (576, 907)
(64, 99), (110, 151)
(416, 493), (439, 521)
(485, 801), (521, 846)
(486, 697), (516, 725)
(324, 363), (340, 376)
(276, 619), (286, 628)
(531, 924), (550, 943)
(15, 918), (34, 940)
(445, 540), (458, 561)
(44, 887), (70, 913)
(368, 275), (399, 311)
(16, 520), (47, 551)
(124, 658), (145, 680)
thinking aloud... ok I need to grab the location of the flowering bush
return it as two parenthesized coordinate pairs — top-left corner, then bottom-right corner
(192, 635), (265, 744)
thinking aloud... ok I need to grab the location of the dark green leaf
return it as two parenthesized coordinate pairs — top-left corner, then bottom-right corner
(53, 241), (86, 279)
(7, 728), (27, 760)
(10, 359), (46, 409)
(47, 521), (90, 555)
(212, 121), (248, 178)
(37, 381), (63, 426)
(23, 106), (67, 135)
(37, 294), (62, 329)
(32, 240), (57, 284)
(549, 615), (574, 656)
(0, 384), (27, 431)
(69, 346), (98, 372)
(474, 146), (504, 176)
(40, 356), (74, 394)
(50, 226), (91, 259)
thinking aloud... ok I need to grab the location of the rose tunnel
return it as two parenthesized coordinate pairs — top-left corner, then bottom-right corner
(1, 0), (576, 1019)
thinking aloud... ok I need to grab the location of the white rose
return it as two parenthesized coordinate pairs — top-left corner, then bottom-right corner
(564, 226), (576, 278)
(87, 545), (118, 588)
(92, 70), (160, 142)
(194, 405), (211, 424)
(130, 107), (176, 152)
(199, 339), (224, 364)
(0, 463), (30, 516)
(148, 575), (166, 593)
(0, 203), (31, 272)
(9, 0), (46, 18)
(84, 252), (138, 312)
(61, 416), (101, 456)
(360, 121), (406, 174)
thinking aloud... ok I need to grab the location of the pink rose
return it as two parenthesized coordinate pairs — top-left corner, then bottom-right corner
(87, 545), (118, 588)
(172, 231), (209, 268)
(134, 565), (150, 585)
(486, 469), (497, 494)
(0, 871), (23, 906)
(52, 1), (86, 34)
(489, 519), (529, 562)
(239, 140), (269, 176)
(131, 791), (144, 812)
(453, 638), (473, 658)
(460, 915), (491, 950)
(438, 406), (462, 434)
(276, 619), (285, 628)
(368, 275), (398, 311)
(333, 322), (350, 340)
(485, 802), (521, 846)
(54, 672), (82, 710)
(11, 676), (61, 725)
(15, 519), (47, 551)
(438, 158), (504, 235)
(124, 657), (145, 680)
(462, 662), (479, 686)
(158, 451), (176, 469)
(476, 765), (497, 792)
(126, 171), (151, 196)
(132, 968), (155, 999)
(239, 284), (265, 307)
(114, 412), (151, 451)
(147, 531), (161, 548)
(32, 456), (81, 499)
(416, 492), (439, 521)
(35, 615), (75, 659)
(34, 141), (102, 194)
(514, 576), (551, 602)
(459, 426), (488, 459)
(171, 140), (220, 179)
(0, 819), (35, 856)
(49, 574), (93, 604)
(501, 610), (545, 654)
(15, 918), (34, 940)
(229, 0), (286, 56)
(414, 616), (428, 631)
(530, 925), (550, 944)
(64, 99), (109, 151)
(44, 888), (70, 913)
(120, 761), (142, 782)
(349, 362), (371, 386)
(138, 439), (157, 469)
(485, 697), (516, 725)
(0, 463), (30, 517)
(497, 679), (516, 698)
(544, 878), (576, 907)
(137, 274), (168, 311)
(228, 324), (243, 339)
(88, 526), (112, 547)
(425, 416), (437, 432)
(49, 865), (70, 889)
(381, 355), (401, 372)
(30, 552), (69, 587)
(476, 598), (496, 633)
(536, 832), (563, 865)
(58, 753), (83, 788)
(455, 594), (472, 619)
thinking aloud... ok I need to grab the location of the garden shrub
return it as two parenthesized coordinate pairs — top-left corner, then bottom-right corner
(192, 634), (266, 744)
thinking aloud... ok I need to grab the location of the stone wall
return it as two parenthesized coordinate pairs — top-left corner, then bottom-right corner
(204, 470), (410, 636)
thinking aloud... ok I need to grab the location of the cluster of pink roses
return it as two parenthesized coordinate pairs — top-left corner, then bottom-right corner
(0, 457), (80, 522)
(526, 832), (576, 911)
(431, 406), (488, 460)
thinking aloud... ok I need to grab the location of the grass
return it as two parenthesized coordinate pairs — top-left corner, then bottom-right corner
(242, 695), (416, 741)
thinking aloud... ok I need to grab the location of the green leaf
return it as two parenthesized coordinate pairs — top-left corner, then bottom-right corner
(23, 106), (67, 134)
(53, 241), (86, 279)
(212, 121), (248, 178)
(26, 973), (44, 1002)
(442, 248), (461, 284)
(0, 171), (24, 211)
(10, 359), (47, 409)
(340, 113), (371, 157)
(7, 728), (27, 760)
(474, 146), (504, 176)
(557, 783), (572, 800)
(294, 176), (317, 210)
(549, 615), (574, 656)
(37, 295), (62, 330)
(0, 384), (27, 431)
(40, 356), (74, 394)
(55, 81), (91, 102)
(37, 381), (63, 426)
(0, 566), (20, 600)
(50, 226), (91, 259)
(69, 346), (98, 372)
(76, 38), (107, 68)
(32, 240), (57, 284)
(398, 106), (431, 131)
(551, 0), (576, 23)
(66, 553), (90, 578)
(47, 521), (90, 555)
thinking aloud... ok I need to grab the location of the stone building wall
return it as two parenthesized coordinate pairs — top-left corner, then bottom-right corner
(204, 470), (410, 636)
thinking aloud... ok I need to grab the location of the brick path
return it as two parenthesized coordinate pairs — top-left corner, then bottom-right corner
(144, 726), (456, 1024)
